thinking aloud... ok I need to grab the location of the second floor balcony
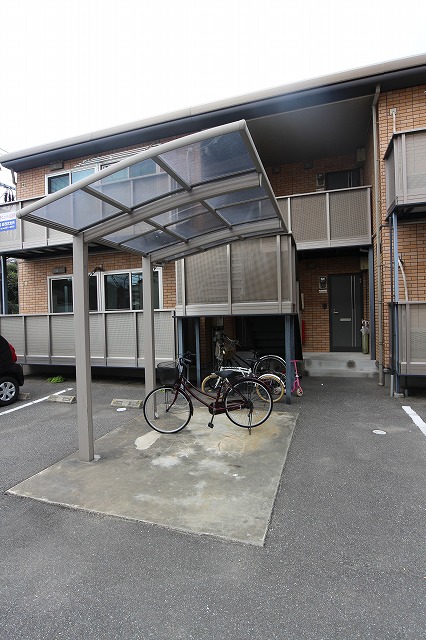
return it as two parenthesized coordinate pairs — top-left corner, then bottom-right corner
(277, 186), (372, 250)
(1, 186), (372, 257)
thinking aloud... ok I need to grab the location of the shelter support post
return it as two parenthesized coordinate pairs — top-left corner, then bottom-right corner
(73, 235), (94, 462)
(176, 318), (184, 358)
(195, 318), (201, 386)
(143, 256), (156, 395)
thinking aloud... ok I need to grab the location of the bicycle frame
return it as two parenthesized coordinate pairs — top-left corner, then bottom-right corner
(287, 360), (303, 396)
(172, 359), (242, 414)
(144, 354), (274, 434)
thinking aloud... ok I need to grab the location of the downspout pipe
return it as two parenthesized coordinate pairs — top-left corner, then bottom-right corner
(372, 84), (384, 385)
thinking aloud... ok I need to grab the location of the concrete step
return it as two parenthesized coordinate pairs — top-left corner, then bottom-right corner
(301, 352), (378, 378)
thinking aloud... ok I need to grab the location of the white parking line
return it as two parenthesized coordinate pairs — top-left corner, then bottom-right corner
(402, 405), (426, 436)
(0, 388), (74, 416)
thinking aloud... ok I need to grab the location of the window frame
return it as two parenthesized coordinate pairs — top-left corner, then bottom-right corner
(101, 268), (163, 312)
(48, 268), (163, 314)
(46, 167), (96, 194)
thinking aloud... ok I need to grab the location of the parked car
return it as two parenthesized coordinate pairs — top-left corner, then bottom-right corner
(0, 334), (24, 406)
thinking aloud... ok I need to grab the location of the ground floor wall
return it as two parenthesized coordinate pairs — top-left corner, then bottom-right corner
(13, 248), (370, 357)
(17, 252), (176, 314)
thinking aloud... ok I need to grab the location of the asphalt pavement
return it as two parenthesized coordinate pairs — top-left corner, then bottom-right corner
(1, 372), (425, 639)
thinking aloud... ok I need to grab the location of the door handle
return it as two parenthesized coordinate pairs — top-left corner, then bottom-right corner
(333, 310), (339, 314)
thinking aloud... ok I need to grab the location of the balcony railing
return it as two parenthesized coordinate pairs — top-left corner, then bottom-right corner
(277, 186), (371, 250)
(0, 198), (71, 253)
(0, 310), (175, 368)
(1, 187), (372, 255)
(393, 302), (426, 376)
(385, 128), (426, 217)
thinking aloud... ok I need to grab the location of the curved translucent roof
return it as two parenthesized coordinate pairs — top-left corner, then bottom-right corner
(17, 120), (287, 262)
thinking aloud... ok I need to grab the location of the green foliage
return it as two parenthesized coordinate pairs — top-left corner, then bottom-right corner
(6, 260), (19, 314)
(47, 375), (66, 383)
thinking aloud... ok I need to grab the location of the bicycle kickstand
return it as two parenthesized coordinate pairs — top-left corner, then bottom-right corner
(207, 407), (216, 429)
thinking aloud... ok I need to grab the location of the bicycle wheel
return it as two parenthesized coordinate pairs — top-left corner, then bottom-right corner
(253, 355), (286, 379)
(201, 373), (219, 394)
(143, 386), (192, 433)
(224, 379), (272, 428)
(258, 373), (285, 403)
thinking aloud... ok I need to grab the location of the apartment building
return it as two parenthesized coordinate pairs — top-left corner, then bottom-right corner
(1, 54), (426, 395)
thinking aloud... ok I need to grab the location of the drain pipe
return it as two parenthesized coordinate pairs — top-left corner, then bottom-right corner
(372, 85), (384, 385)
(398, 256), (409, 302)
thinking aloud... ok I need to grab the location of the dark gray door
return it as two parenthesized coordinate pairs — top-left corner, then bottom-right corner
(329, 274), (362, 351)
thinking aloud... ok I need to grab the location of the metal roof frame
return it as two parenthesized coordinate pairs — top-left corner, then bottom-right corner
(17, 120), (287, 261)
(15, 120), (290, 463)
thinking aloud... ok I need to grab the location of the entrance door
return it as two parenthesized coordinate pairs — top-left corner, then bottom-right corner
(329, 274), (362, 351)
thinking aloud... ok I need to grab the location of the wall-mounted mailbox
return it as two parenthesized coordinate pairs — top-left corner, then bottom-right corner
(319, 276), (328, 292)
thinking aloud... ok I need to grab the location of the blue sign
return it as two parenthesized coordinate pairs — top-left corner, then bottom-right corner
(0, 213), (17, 231)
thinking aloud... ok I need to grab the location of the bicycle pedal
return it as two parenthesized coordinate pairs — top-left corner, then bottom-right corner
(207, 422), (214, 429)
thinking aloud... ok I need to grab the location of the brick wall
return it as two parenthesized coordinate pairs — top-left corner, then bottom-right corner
(18, 253), (176, 314)
(12, 83), (426, 363)
(267, 154), (359, 196)
(15, 138), (173, 200)
(376, 84), (426, 366)
(298, 255), (368, 352)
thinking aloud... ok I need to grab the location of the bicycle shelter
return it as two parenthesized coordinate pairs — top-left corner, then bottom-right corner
(16, 120), (299, 461)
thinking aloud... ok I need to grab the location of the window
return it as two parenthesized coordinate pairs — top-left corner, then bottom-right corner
(325, 169), (360, 191)
(104, 270), (160, 311)
(47, 157), (161, 194)
(50, 277), (73, 312)
(49, 269), (161, 313)
(104, 273), (130, 310)
(48, 174), (69, 194)
(49, 275), (99, 313)
(47, 168), (95, 194)
(100, 158), (158, 182)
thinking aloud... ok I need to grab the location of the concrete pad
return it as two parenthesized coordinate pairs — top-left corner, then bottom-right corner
(7, 408), (297, 546)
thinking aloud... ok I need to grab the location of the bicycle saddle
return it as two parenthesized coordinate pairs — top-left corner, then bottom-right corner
(216, 369), (243, 382)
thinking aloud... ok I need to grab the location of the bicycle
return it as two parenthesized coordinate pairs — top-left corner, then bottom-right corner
(285, 360), (303, 397)
(202, 335), (287, 395)
(143, 353), (273, 434)
(201, 365), (285, 402)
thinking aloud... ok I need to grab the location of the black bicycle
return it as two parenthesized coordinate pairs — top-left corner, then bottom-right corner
(202, 335), (287, 393)
(143, 353), (273, 434)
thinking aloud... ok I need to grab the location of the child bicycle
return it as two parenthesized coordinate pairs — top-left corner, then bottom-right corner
(143, 353), (273, 434)
(285, 360), (303, 397)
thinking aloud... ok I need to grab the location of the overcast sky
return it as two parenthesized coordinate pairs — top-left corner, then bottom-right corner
(1, 0), (425, 187)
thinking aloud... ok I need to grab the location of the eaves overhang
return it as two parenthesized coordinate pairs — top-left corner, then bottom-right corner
(2, 54), (426, 173)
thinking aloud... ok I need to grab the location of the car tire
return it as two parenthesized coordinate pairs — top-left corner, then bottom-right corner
(0, 377), (19, 406)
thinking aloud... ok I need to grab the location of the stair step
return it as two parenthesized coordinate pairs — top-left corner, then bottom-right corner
(301, 352), (378, 378)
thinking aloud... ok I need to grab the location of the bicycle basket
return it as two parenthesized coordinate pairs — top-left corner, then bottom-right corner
(157, 361), (179, 385)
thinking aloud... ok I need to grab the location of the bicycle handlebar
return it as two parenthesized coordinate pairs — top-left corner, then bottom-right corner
(179, 352), (195, 366)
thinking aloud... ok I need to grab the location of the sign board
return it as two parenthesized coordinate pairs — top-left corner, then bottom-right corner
(0, 210), (16, 232)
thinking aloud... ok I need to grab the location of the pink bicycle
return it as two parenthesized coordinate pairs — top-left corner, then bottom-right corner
(286, 360), (303, 397)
